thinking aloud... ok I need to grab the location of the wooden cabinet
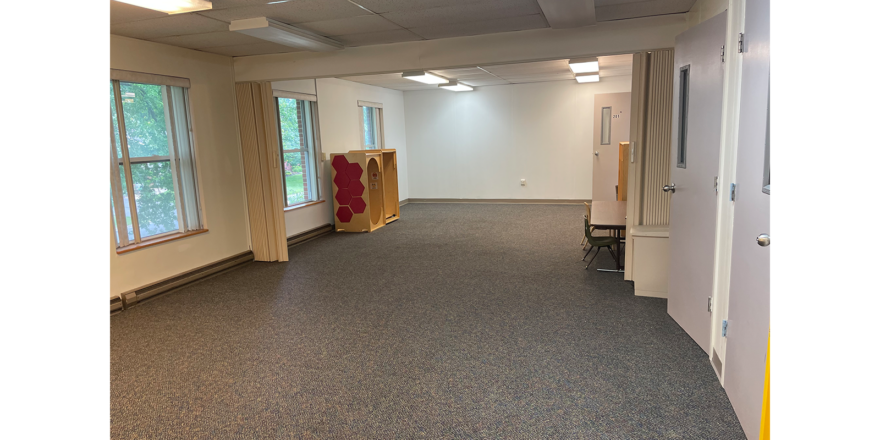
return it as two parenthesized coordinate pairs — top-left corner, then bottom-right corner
(348, 149), (400, 223)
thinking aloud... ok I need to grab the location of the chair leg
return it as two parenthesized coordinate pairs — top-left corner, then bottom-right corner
(582, 245), (594, 261)
(585, 246), (602, 269)
(580, 234), (587, 246)
(607, 246), (617, 261)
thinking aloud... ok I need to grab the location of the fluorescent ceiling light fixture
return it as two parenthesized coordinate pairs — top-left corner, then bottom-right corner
(575, 74), (600, 83)
(114, 0), (212, 14)
(402, 71), (449, 84)
(230, 17), (343, 52)
(439, 81), (474, 92)
(569, 57), (599, 74)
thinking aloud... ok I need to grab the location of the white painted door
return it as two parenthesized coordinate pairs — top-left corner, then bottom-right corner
(723, 0), (770, 437)
(666, 11), (727, 354)
(592, 92), (630, 202)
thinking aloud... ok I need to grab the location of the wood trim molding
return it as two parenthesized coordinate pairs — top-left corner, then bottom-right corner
(116, 229), (209, 254)
(284, 199), (326, 212)
(407, 198), (590, 205)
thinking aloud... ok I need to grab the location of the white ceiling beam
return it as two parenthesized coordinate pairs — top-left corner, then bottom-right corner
(537, 0), (597, 29)
(233, 15), (687, 82)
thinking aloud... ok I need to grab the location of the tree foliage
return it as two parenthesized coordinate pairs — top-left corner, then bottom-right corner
(111, 82), (179, 239)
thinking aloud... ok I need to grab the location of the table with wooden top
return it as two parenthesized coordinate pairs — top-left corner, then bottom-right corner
(590, 200), (627, 273)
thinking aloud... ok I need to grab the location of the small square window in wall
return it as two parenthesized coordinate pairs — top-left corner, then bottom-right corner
(109, 72), (205, 252)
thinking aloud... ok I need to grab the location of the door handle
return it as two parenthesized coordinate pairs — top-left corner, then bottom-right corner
(662, 183), (676, 193)
(756, 234), (770, 247)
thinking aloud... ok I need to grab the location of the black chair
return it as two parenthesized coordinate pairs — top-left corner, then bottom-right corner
(582, 215), (619, 269)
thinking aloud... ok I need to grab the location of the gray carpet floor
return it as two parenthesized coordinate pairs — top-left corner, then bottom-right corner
(111, 203), (746, 439)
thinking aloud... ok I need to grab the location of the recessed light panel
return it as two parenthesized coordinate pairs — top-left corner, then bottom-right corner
(114, 0), (212, 14)
(402, 71), (449, 85)
(569, 57), (599, 74)
(439, 81), (474, 92)
(575, 74), (600, 83)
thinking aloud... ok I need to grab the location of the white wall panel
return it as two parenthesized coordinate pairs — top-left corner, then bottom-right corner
(405, 76), (631, 200)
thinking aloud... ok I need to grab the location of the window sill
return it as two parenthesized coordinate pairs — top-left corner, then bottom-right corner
(116, 229), (209, 255)
(284, 199), (325, 212)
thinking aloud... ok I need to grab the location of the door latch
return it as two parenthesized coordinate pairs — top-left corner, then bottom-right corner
(730, 183), (736, 201)
(722, 320), (729, 337)
(708, 297), (713, 313)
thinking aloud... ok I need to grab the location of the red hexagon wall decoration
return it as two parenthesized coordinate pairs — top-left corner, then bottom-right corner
(335, 188), (353, 205)
(348, 179), (365, 197)
(332, 155), (349, 173)
(346, 162), (363, 181)
(336, 206), (353, 223)
(349, 197), (367, 214)
(333, 172), (351, 190)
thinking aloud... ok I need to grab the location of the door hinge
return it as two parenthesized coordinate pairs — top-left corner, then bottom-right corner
(737, 33), (744, 53)
(714, 176), (719, 195)
(722, 320), (729, 337)
(708, 297), (713, 313)
(721, 45), (725, 63)
(730, 183), (737, 201)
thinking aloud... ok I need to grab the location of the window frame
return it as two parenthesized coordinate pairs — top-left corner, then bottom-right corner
(358, 100), (384, 151)
(110, 74), (204, 251)
(274, 90), (323, 209)
(600, 106), (612, 145)
(676, 64), (691, 169)
(762, 78), (770, 195)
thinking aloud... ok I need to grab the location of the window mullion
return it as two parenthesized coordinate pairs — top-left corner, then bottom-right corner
(113, 80), (142, 243)
(163, 86), (186, 232)
(110, 109), (129, 247)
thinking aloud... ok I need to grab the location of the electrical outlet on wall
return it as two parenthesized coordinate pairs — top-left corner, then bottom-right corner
(520, 179), (526, 186)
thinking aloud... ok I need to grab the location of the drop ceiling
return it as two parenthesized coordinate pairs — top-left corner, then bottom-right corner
(110, 0), (696, 57)
(340, 55), (634, 91)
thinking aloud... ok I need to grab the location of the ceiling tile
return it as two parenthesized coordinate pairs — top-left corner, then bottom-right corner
(430, 67), (494, 80)
(199, 41), (303, 57)
(150, 31), (264, 49)
(409, 14), (546, 40)
(351, 0), (478, 14)
(380, 0), (542, 28)
(111, 14), (230, 39)
(482, 59), (572, 79)
(506, 73), (574, 84)
(333, 29), (423, 47)
(597, 54), (634, 77)
(459, 78), (510, 87)
(110, 1), (168, 24)
(197, 0), (371, 24)
(596, 0), (695, 22)
(297, 15), (401, 36)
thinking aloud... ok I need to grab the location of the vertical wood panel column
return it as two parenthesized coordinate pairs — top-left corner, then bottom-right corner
(235, 82), (288, 262)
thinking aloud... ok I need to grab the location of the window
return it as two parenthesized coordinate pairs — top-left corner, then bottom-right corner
(762, 78), (770, 195)
(275, 92), (321, 207)
(677, 65), (690, 168)
(110, 73), (202, 249)
(358, 101), (383, 150)
(600, 106), (612, 145)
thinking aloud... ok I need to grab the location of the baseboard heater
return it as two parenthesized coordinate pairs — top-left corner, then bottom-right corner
(112, 250), (254, 314)
(287, 223), (333, 248)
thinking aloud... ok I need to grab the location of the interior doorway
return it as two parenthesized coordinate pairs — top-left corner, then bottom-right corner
(592, 92), (631, 203)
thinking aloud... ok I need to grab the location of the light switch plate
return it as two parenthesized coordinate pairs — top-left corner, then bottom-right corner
(520, 179), (526, 186)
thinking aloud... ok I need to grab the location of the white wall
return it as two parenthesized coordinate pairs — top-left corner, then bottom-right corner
(273, 78), (410, 236)
(404, 76), (631, 200)
(687, 0), (728, 28)
(110, 36), (249, 298)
